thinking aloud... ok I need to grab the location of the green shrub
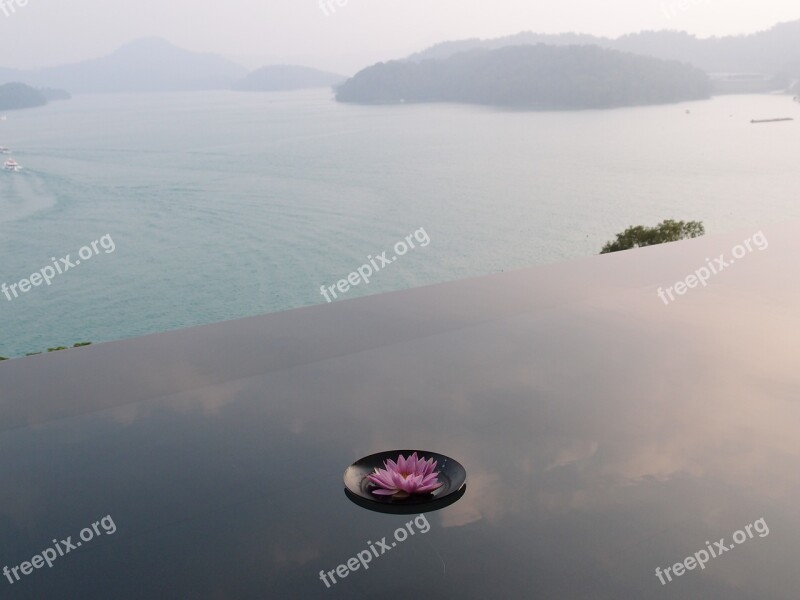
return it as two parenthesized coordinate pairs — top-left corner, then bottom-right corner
(601, 220), (705, 254)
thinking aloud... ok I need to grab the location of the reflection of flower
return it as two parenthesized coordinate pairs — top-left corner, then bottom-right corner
(367, 452), (443, 498)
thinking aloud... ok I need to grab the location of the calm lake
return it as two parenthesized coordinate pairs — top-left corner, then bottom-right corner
(0, 90), (798, 356)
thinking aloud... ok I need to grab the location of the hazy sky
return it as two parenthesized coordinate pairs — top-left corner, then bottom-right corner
(0, 0), (798, 74)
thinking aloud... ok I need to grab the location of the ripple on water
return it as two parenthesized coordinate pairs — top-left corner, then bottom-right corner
(0, 169), (60, 224)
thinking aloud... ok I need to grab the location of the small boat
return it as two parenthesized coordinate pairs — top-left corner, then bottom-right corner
(0, 146), (10, 154)
(750, 118), (794, 124)
(3, 159), (21, 171)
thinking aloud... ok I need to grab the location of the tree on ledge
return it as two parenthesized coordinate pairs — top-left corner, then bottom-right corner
(600, 220), (705, 254)
(1, 342), (93, 361)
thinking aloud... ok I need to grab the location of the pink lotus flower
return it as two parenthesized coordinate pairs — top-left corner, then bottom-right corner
(366, 452), (443, 498)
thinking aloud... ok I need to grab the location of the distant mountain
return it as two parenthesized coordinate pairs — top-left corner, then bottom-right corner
(407, 33), (606, 63)
(0, 82), (48, 111)
(4, 38), (247, 93)
(336, 45), (710, 109)
(407, 21), (800, 80)
(232, 65), (345, 92)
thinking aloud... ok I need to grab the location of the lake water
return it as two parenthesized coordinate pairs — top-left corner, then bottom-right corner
(1, 90), (798, 357)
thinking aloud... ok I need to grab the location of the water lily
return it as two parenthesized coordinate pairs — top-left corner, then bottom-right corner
(367, 452), (443, 498)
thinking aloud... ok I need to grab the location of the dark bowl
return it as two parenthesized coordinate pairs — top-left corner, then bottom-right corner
(343, 449), (467, 514)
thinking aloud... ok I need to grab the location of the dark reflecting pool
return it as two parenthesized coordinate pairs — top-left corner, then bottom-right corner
(1, 223), (799, 598)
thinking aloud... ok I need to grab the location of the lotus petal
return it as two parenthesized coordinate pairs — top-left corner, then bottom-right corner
(368, 452), (443, 497)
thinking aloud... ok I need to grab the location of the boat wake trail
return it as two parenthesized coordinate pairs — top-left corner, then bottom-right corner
(0, 168), (60, 224)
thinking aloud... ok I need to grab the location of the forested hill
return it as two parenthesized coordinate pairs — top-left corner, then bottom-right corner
(406, 20), (800, 77)
(0, 82), (71, 110)
(336, 45), (710, 109)
(0, 82), (48, 111)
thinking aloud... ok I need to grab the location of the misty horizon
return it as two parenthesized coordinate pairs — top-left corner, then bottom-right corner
(1, 20), (799, 78)
(0, 0), (798, 73)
